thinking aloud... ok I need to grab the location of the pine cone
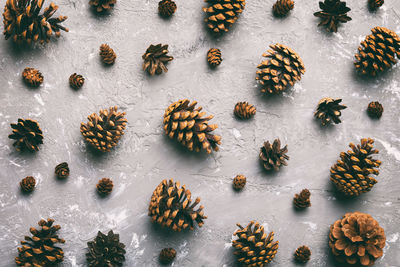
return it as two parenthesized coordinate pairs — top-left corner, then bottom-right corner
(293, 189), (311, 209)
(89, 0), (116, 12)
(234, 102), (256, 119)
(86, 230), (126, 267)
(203, 0), (246, 34)
(354, 27), (400, 76)
(273, 0), (294, 17)
(256, 43), (305, 94)
(69, 73), (84, 89)
(22, 67), (43, 87)
(20, 176), (36, 192)
(313, 0), (352, 33)
(100, 44), (116, 65)
(159, 248), (176, 264)
(330, 138), (381, 196)
(8, 119), (43, 152)
(314, 97), (347, 126)
(80, 106), (127, 152)
(367, 101), (383, 118)
(148, 179), (207, 231)
(142, 44), (173, 75)
(163, 99), (221, 154)
(232, 221), (279, 266)
(96, 178), (113, 195)
(233, 175), (246, 190)
(15, 218), (65, 266)
(294, 245), (311, 263)
(158, 0), (177, 17)
(369, 0), (384, 10)
(3, 0), (68, 44)
(55, 162), (69, 179)
(259, 139), (289, 171)
(207, 48), (222, 67)
(329, 212), (386, 266)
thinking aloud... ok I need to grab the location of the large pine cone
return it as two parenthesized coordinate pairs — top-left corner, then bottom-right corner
(329, 212), (386, 266)
(8, 119), (43, 152)
(142, 44), (174, 75)
(293, 189), (311, 209)
(22, 67), (43, 87)
(163, 99), (221, 154)
(158, 0), (177, 17)
(20, 176), (36, 192)
(15, 218), (65, 266)
(256, 43), (305, 95)
(314, 97), (347, 126)
(294, 245), (311, 263)
(207, 48), (222, 67)
(367, 101), (383, 118)
(330, 138), (381, 196)
(3, 0), (68, 44)
(202, 0), (246, 34)
(314, 0), (352, 33)
(354, 27), (400, 77)
(369, 0), (384, 10)
(259, 139), (289, 171)
(86, 230), (126, 267)
(234, 102), (256, 119)
(89, 0), (116, 12)
(232, 221), (279, 266)
(148, 179), (207, 231)
(80, 106), (127, 152)
(273, 0), (294, 17)
(100, 44), (116, 65)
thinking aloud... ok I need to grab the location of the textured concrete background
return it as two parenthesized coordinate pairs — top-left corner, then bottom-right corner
(1, 0), (400, 266)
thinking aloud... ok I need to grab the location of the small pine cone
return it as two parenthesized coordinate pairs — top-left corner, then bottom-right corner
(96, 178), (113, 195)
(367, 101), (383, 118)
(203, 0), (246, 34)
(142, 44), (174, 75)
(20, 176), (36, 192)
(260, 139), (289, 171)
(86, 230), (126, 266)
(69, 73), (85, 89)
(234, 102), (256, 119)
(293, 189), (311, 209)
(314, 0), (352, 33)
(22, 68), (43, 87)
(273, 0), (294, 17)
(159, 248), (176, 264)
(100, 44), (116, 65)
(207, 48), (222, 67)
(369, 0), (384, 10)
(233, 175), (246, 190)
(8, 119), (44, 152)
(158, 0), (177, 17)
(89, 0), (116, 12)
(294, 245), (311, 263)
(55, 162), (70, 179)
(314, 98), (347, 126)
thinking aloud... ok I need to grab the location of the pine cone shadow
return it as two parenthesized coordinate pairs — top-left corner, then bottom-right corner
(145, 219), (194, 241)
(326, 178), (368, 207)
(312, 117), (337, 132)
(351, 66), (397, 87)
(258, 160), (281, 178)
(2, 40), (45, 60)
(80, 142), (114, 164)
(9, 149), (38, 160)
(161, 134), (211, 162)
(89, 8), (113, 20)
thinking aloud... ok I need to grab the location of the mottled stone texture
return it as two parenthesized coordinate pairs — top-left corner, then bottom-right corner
(0, 1), (400, 266)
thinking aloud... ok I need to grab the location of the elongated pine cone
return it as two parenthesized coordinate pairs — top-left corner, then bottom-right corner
(294, 245), (311, 263)
(97, 178), (113, 195)
(256, 43), (305, 94)
(260, 139), (289, 171)
(314, 97), (347, 126)
(273, 0), (294, 17)
(367, 101), (383, 118)
(148, 179), (207, 231)
(369, 0), (384, 10)
(293, 189), (311, 209)
(163, 99), (221, 154)
(86, 230), (126, 267)
(314, 0), (352, 33)
(9, 119), (43, 152)
(330, 138), (381, 196)
(89, 0), (116, 12)
(15, 219), (65, 266)
(207, 48), (222, 67)
(142, 44), (173, 75)
(203, 0), (246, 34)
(234, 102), (256, 119)
(3, 0), (68, 44)
(354, 27), (400, 76)
(159, 248), (176, 264)
(22, 67), (43, 87)
(55, 162), (69, 179)
(20, 176), (36, 192)
(80, 106), (127, 152)
(233, 175), (246, 190)
(232, 221), (279, 266)
(329, 212), (386, 266)
(100, 44), (116, 64)
(159, 0), (177, 17)
(69, 73), (84, 89)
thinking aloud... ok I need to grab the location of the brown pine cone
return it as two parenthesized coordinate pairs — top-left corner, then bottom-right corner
(234, 102), (256, 119)
(369, 0), (384, 10)
(20, 176), (36, 192)
(203, 0), (246, 34)
(293, 189), (311, 209)
(96, 178), (113, 195)
(22, 68), (43, 87)
(69, 73), (85, 89)
(314, 0), (352, 33)
(158, 0), (177, 17)
(159, 248), (176, 264)
(8, 119), (44, 152)
(100, 44), (116, 65)
(260, 139), (289, 171)
(367, 101), (383, 118)
(294, 245), (311, 263)
(314, 97), (347, 126)
(55, 162), (70, 179)
(273, 0), (294, 17)
(233, 175), (246, 190)
(207, 48), (222, 67)
(89, 0), (116, 12)
(142, 44), (174, 75)
(86, 230), (126, 266)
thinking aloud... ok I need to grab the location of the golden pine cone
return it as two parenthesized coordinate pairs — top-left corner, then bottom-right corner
(207, 48), (222, 67)
(314, 0), (352, 33)
(233, 174), (246, 190)
(100, 44), (116, 65)
(22, 68), (43, 87)
(294, 245), (311, 263)
(69, 73), (85, 89)
(367, 101), (383, 118)
(260, 139), (289, 171)
(203, 0), (246, 34)
(20, 176), (36, 192)
(293, 189), (311, 209)
(89, 0), (116, 12)
(158, 0), (177, 17)
(142, 44), (174, 75)
(273, 0), (294, 17)
(159, 248), (176, 264)
(369, 0), (384, 10)
(55, 162), (70, 179)
(314, 97), (347, 126)
(96, 178), (113, 195)
(8, 119), (43, 151)
(234, 102), (256, 119)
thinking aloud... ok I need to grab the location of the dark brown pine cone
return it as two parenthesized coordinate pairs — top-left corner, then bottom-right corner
(203, 0), (246, 34)
(69, 73), (85, 89)
(100, 44), (116, 64)
(148, 179), (207, 231)
(273, 0), (294, 17)
(159, 248), (176, 264)
(314, 0), (352, 33)
(142, 44), (174, 75)
(158, 0), (177, 17)
(314, 97), (347, 126)
(8, 119), (44, 152)
(233, 175), (246, 190)
(89, 0), (116, 12)
(86, 230), (126, 266)
(207, 48), (222, 67)
(15, 219), (65, 266)
(293, 189), (311, 209)
(367, 101), (383, 118)
(260, 139), (289, 171)
(329, 212), (385, 266)
(369, 0), (384, 10)
(3, 0), (68, 44)
(234, 102), (256, 119)
(20, 176), (36, 192)
(294, 245), (311, 263)
(22, 68), (43, 87)
(96, 178), (113, 195)
(55, 162), (70, 179)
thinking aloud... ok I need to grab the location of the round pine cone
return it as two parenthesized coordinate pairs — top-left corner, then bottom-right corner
(86, 230), (126, 266)
(233, 175), (246, 190)
(100, 44), (116, 64)
(367, 101), (383, 118)
(293, 189), (311, 209)
(20, 176), (36, 192)
(294, 245), (311, 263)
(207, 48), (222, 67)
(159, 248), (176, 264)
(369, 0), (384, 10)
(148, 179), (207, 231)
(158, 0), (177, 17)
(314, 97), (347, 126)
(260, 139), (289, 171)
(96, 178), (113, 195)
(329, 212), (386, 266)
(234, 102), (256, 119)
(89, 0), (116, 12)
(273, 0), (294, 17)
(22, 68), (43, 87)
(203, 0), (246, 33)
(55, 162), (70, 179)
(8, 119), (44, 152)
(142, 44), (174, 75)
(69, 73), (85, 89)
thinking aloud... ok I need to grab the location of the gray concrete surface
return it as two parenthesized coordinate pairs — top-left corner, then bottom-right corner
(1, 0), (400, 266)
